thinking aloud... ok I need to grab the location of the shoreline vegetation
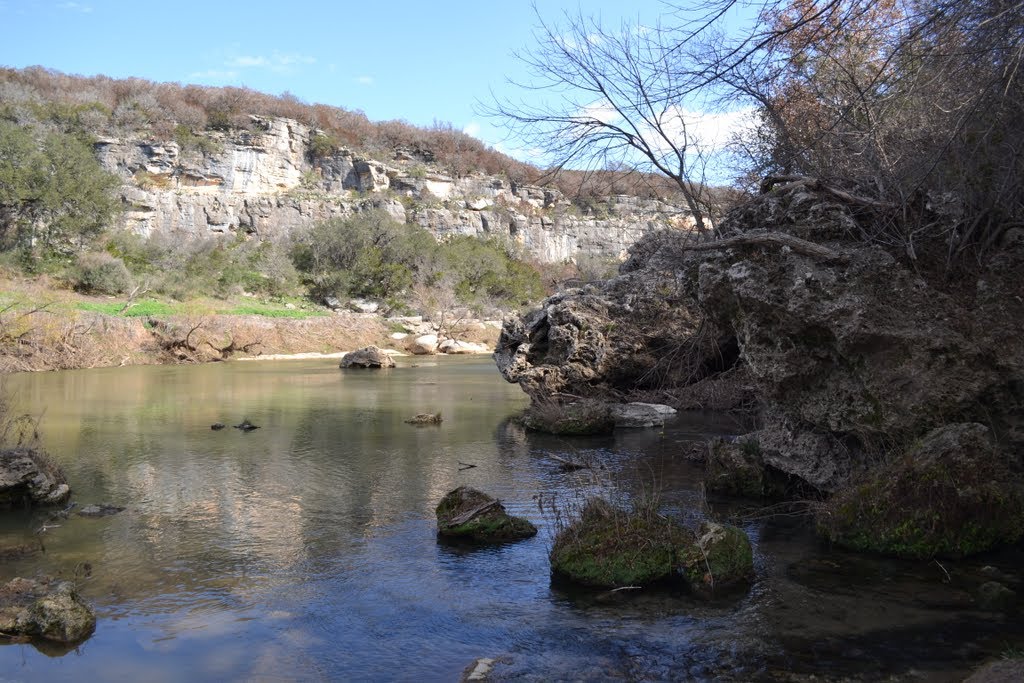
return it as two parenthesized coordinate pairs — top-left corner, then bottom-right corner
(0, 275), (501, 372)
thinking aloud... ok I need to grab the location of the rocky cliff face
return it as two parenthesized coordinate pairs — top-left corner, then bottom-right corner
(496, 182), (1024, 494)
(95, 115), (691, 263)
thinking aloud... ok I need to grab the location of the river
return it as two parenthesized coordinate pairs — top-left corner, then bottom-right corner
(0, 356), (1019, 681)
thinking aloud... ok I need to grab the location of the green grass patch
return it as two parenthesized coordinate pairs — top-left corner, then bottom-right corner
(226, 304), (327, 318)
(75, 299), (176, 317)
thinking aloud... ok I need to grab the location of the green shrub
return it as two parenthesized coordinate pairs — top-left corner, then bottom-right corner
(72, 252), (131, 294)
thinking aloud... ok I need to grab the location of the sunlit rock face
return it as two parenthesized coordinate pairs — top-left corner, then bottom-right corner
(95, 116), (693, 263)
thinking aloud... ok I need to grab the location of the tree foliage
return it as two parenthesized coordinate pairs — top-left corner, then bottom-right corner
(499, 0), (1024, 266)
(0, 119), (120, 259)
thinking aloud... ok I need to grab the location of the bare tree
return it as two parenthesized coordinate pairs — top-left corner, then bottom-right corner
(488, 7), (723, 233)
(496, 0), (1024, 266)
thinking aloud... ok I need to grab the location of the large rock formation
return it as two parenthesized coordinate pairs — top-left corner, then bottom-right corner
(95, 116), (692, 263)
(496, 181), (1024, 502)
(0, 449), (70, 508)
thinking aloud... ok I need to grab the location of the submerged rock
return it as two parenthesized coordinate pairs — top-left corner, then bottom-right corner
(549, 498), (693, 588)
(677, 521), (754, 593)
(520, 400), (614, 436)
(0, 448), (70, 509)
(405, 413), (442, 425)
(0, 577), (96, 643)
(435, 487), (537, 543)
(340, 345), (395, 368)
(817, 423), (1024, 559)
(975, 581), (1017, 612)
(76, 503), (125, 518)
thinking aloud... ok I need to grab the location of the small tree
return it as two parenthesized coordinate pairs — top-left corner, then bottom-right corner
(0, 120), (121, 260)
(489, 8), (721, 233)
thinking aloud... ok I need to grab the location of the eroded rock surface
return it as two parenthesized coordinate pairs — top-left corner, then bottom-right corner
(0, 577), (96, 643)
(0, 449), (70, 508)
(497, 183), (1024, 501)
(340, 346), (395, 369)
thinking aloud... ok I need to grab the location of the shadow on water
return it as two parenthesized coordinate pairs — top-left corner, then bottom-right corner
(0, 356), (1021, 680)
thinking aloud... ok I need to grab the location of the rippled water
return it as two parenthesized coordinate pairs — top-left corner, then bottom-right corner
(0, 356), (1020, 681)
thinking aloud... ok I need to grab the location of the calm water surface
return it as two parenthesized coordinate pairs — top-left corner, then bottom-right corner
(0, 356), (1020, 681)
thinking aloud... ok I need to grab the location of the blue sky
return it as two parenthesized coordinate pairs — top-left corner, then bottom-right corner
(0, 0), (679, 154)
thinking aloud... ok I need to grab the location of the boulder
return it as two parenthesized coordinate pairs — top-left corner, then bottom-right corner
(549, 498), (693, 588)
(521, 400), (615, 436)
(435, 487), (537, 543)
(676, 521), (754, 593)
(610, 402), (676, 428)
(0, 449), (70, 509)
(0, 577), (96, 642)
(340, 346), (395, 368)
(408, 334), (439, 355)
(438, 339), (489, 354)
(975, 581), (1017, 612)
(817, 423), (1024, 559)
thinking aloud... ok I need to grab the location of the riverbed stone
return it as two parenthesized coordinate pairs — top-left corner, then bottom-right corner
(408, 334), (438, 355)
(521, 400), (615, 436)
(340, 345), (395, 368)
(609, 402), (676, 428)
(975, 581), (1017, 612)
(77, 503), (126, 518)
(435, 487), (536, 543)
(0, 577), (96, 642)
(677, 521), (754, 593)
(817, 423), (1024, 559)
(549, 498), (694, 588)
(0, 448), (71, 509)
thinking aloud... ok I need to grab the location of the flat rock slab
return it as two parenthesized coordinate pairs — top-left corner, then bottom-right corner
(610, 402), (677, 428)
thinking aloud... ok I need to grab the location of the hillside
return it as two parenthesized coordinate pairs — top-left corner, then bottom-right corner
(1, 67), (695, 264)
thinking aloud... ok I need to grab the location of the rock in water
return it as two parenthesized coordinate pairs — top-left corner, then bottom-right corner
(210, 422), (226, 430)
(76, 503), (126, 518)
(549, 498), (692, 588)
(676, 521), (754, 593)
(0, 449), (70, 509)
(817, 423), (1024, 559)
(520, 400), (615, 436)
(405, 413), (442, 425)
(233, 418), (259, 432)
(435, 487), (537, 543)
(340, 346), (396, 368)
(0, 577), (96, 643)
(609, 402), (677, 428)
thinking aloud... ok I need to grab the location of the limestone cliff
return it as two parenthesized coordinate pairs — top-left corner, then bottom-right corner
(95, 115), (692, 263)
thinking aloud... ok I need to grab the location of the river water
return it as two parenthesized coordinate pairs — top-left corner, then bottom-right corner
(0, 356), (1020, 681)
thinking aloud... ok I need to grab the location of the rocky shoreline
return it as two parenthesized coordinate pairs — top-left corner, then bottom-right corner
(495, 180), (1024, 562)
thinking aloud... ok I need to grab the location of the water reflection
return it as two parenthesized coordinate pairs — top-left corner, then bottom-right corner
(0, 357), (1020, 681)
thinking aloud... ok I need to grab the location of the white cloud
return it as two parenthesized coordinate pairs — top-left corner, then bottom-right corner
(462, 121), (481, 138)
(355, 75), (374, 85)
(57, 2), (92, 12)
(188, 69), (239, 81)
(225, 52), (316, 74)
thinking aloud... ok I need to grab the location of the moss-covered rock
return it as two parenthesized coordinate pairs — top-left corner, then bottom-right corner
(817, 423), (1024, 559)
(0, 577), (95, 643)
(677, 521), (754, 593)
(521, 400), (614, 436)
(706, 438), (770, 498)
(549, 498), (695, 588)
(435, 487), (537, 543)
